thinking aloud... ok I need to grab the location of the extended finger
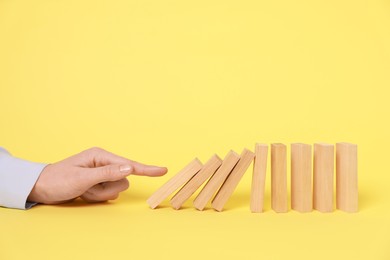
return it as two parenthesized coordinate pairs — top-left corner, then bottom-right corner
(75, 147), (168, 177)
(129, 161), (168, 177)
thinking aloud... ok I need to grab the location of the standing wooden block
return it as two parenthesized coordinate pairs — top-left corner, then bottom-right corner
(336, 143), (358, 213)
(170, 155), (222, 210)
(271, 143), (288, 213)
(313, 143), (334, 212)
(250, 143), (268, 213)
(211, 148), (255, 212)
(193, 151), (240, 211)
(291, 143), (312, 212)
(146, 158), (203, 209)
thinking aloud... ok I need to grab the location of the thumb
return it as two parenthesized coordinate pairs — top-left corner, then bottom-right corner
(83, 164), (133, 186)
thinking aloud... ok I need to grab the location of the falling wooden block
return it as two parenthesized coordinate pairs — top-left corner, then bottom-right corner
(291, 143), (312, 213)
(211, 148), (255, 212)
(336, 143), (358, 213)
(193, 150), (240, 211)
(271, 143), (288, 213)
(250, 143), (268, 213)
(170, 155), (222, 210)
(313, 143), (334, 212)
(146, 158), (203, 209)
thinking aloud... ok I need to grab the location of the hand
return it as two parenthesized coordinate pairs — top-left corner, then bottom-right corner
(27, 147), (168, 204)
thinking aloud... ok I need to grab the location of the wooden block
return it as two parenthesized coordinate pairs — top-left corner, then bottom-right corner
(250, 143), (268, 213)
(193, 150), (240, 211)
(211, 148), (255, 212)
(271, 143), (288, 213)
(336, 143), (358, 213)
(170, 155), (222, 210)
(291, 143), (312, 212)
(146, 158), (203, 209)
(313, 143), (334, 212)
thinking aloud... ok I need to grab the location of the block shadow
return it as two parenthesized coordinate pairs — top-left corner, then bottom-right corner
(357, 185), (377, 212)
(48, 189), (152, 209)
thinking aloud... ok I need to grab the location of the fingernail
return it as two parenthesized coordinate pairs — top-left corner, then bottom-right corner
(119, 165), (132, 174)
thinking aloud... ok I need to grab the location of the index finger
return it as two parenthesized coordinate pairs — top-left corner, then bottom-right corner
(72, 147), (168, 177)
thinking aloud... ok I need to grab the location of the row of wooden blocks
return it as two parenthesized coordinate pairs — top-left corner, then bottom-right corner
(147, 142), (358, 213)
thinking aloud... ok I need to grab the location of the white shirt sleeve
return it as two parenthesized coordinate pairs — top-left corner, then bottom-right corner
(0, 147), (47, 210)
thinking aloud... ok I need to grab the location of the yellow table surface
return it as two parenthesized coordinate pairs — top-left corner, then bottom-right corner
(1, 1), (389, 259)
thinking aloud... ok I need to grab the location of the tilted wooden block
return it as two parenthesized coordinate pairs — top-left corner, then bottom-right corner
(170, 155), (222, 210)
(336, 143), (358, 213)
(313, 143), (334, 212)
(271, 143), (288, 213)
(291, 143), (312, 213)
(193, 150), (240, 211)
(212, 148), (255, 212)
(250, 143), (268, 213)
(146, 158), (203, 209)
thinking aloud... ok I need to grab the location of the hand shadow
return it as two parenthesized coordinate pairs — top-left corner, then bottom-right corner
(46, 189), (152, 209)
(48, 198), (112, 208)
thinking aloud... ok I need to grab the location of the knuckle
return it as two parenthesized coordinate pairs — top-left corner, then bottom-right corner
(122, 179), (130, 190)
(108, 194), (119, 200)
(99, 166), (114, 179)
(91, 193), (107, 202)
(102, 166), (112, 175)
(79, 147), (104, 161)
(84, 188), (99, 198)
(81, 193), (98, 203)
(89, 147), (104, 154)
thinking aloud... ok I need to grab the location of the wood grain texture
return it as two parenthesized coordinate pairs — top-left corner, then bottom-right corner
(250, 143), (268, 213)
(313, 143), (334, 212)
(291, 143), (312, 212)
(212, 148), (255, 212)
(271, 143), (288, 213)
(336, 142), (358, 213)
(146, 158), (203, 209)
(193, 150), (240, 211)
(170, 155), (222, 210)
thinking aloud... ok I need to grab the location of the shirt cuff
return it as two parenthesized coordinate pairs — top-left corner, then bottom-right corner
(0, 148), (47, 210)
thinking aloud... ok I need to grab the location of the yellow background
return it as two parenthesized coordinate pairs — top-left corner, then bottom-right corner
(1, 0), (389, 259)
